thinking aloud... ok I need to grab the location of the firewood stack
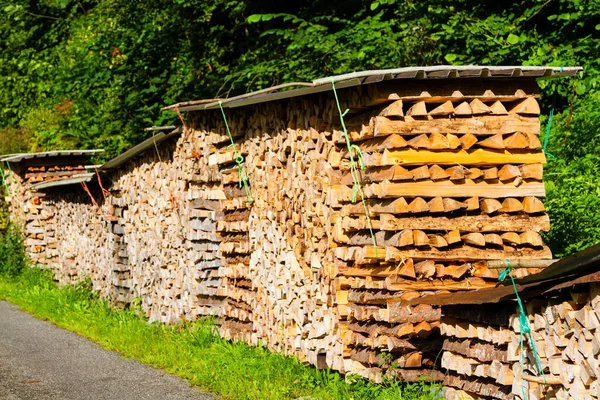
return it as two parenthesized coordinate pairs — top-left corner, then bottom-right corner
(328, 91), (552, 381)
(6, 69), (578, 383)
(440, 283), (600, 400)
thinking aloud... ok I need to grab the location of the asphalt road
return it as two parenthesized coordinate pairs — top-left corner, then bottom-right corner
(0, 301), (215, 400)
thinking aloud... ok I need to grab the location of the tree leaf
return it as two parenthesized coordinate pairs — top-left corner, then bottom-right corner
(507, 34), (519, 45)
(370, 2), (379, 11)
(444, 53), (457, 62)
(247, 14), (262, 23)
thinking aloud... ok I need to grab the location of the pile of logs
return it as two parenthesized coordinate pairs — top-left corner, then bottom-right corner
(329, 92), (551, 381)
(441, 283), (600, 399)
(4, 76), (560, 384)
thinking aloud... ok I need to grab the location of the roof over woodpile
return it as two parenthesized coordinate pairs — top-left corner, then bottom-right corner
(410, 242), (600, 306)
(0, 150), (104, 190)
(0, 150), (104, 163)
(163, 65), (581, 112)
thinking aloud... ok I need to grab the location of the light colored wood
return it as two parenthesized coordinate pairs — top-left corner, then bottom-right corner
(460, 133), (478, 149)
(444, 230), (462, 245)
(454, 101), (472, 116)
(364, 148), (547, 167)
(407, 197), (429, 213)
(501, 232), (521, 245)
(480, 198), (503, 214)
(462, 232), (486, 247)
(486, 259), (557, 269)
(446, 166), (465, 181)
(406, 101), (428, 116)
(465, 196), (479, 211)
(428, 234), (448, 248)
(358, 180), (546, 199)
(411, 165), (430, 181)
(429, 132), (450, 149)
(429, 164), (449, 180)
(520, 230), (543, 247)
(429, 101), (454, 116)
(407, 134), (431, 149)
(522, 196), (546, 213)
(490, 101), (508, 115)
(483, 167), (498, 180)
(484, 233), (503, 246)
(498, 165), (521, 181)
(413, 230), (429, 246)
(371, 115), (540, 137)
(428, 196), (445, 213)
(443, 198), (466, 212)
(510, 97), (540, 115)
(469, 99), (491, 115)
(379, 100), (404, 117)
(500, 198), (524, 213)
(520, 164), (544, 180)
(478, 134), (505, 150)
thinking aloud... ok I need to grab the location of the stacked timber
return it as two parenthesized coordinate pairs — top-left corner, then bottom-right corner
(24, 164), (89, 185)
(440, 303), (517, 399)
(241, 103), (344, 369)
(328, 92), (552, 381)
(441, 283), (600, 400)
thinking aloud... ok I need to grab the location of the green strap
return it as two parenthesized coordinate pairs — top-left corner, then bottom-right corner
(331, 79), (378, 257)
(499, 260), (547, 398)
(542, 105), (557, 160)
(218, 101), (254, 203)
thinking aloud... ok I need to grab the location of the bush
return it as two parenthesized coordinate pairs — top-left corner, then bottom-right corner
(0, 223), (28, 277)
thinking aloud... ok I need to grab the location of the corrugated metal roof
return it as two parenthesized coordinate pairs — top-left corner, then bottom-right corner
(409, 242), (600, 306)
(164, 66), (582, 112)
(1, 150), (104, 163)
(30, 173), (95, 190)
(101, 127), (182, 170)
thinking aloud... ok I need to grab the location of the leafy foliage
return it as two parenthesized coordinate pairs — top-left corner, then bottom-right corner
(0, 223), (28, 277)
(1, 0), (599, 255)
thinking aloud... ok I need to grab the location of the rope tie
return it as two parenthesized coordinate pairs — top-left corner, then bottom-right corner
(542, 104), (557, 160)
(218, 101), (253, 203)
(331, 78), (377, 257)
(499, 260), (546, 398)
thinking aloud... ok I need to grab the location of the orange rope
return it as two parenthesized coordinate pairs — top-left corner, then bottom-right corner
(95, 168), (110, 201)
(80, 181), (103, 215)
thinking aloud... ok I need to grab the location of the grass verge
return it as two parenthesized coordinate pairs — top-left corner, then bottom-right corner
(0, 269), (440, 400)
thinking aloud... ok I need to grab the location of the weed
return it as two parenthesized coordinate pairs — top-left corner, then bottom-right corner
(0, 268), (439, 399)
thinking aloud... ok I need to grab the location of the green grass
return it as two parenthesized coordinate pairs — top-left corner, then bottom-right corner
(0, 268), (440, 400)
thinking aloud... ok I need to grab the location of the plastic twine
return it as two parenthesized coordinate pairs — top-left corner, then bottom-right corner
(542, 105), (557, 161)
(499, 260), (546, 398)
(331, 78), (378, 257)
(218, 101), (254, 203)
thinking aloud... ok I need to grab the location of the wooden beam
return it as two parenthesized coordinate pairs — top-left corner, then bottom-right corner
(362, 149), (546, 167)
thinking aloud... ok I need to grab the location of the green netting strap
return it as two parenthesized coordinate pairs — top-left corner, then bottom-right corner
(218, 100), (254, 203)
(499, 260), (547, 398)
(331, 78), (378, 257)
(542, 105), (557, 161)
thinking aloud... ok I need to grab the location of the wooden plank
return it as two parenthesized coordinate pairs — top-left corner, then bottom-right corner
(343, 213), (551, 233)
(335, 244), (552, 263)
(372, 115), (540, 137)
(362, 149), (546, 167)
(358, 180), (545, 199)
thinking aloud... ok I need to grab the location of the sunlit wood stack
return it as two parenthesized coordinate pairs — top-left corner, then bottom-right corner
(4, 67), (577, 382)
(329, 90), (552, 381)
(440, 282), (600, 400)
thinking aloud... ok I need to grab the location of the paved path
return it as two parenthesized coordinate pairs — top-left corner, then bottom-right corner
(0, 301), (215, 400)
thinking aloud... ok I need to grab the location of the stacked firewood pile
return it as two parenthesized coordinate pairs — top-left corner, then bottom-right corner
(4, 74), (564, 383)
(329, 92), (552, 381)
(441, 283), (600, 399)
